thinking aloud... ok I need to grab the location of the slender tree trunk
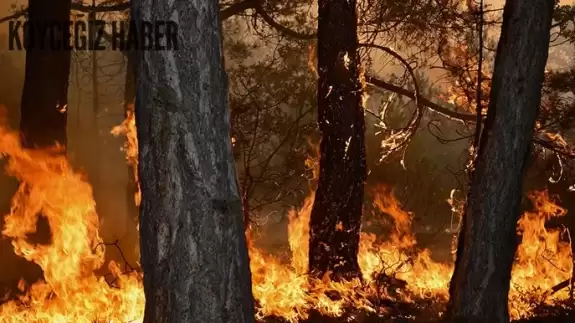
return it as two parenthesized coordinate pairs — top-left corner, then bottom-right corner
(119, 9), (138, 225)
(122, 46), (141, 265)
(89, 2), (102, 202)
(20, 0), (71, 149)
(123, 49), (138, 218)
(447, 1), (554, 322)
(308, 0), (366, 280)
(90, 1), (99, 119)
(121, 11), (137, 207)
(123, 51), (136, 116)
(132, 1), (255, 322)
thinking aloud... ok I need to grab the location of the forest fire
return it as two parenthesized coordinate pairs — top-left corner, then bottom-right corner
(0, 110), (571, 322)
(0, 111), (144, 322)
(0, 0), (569, 321)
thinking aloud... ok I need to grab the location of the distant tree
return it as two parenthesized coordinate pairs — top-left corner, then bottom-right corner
(307, 0), (366, 280)
(447, 0), (555, 322)
(11, 0), (72, 286)
(19, 0), (71, 149)
(0, 41), (23, 117)
(132, 0), (255, 322)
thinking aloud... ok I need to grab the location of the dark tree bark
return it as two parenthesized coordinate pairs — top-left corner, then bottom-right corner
(20, 0), (71, 149)
(131, 0), (255, 322)
(447, 1), (554, 322)
(308, 0), (366, 280)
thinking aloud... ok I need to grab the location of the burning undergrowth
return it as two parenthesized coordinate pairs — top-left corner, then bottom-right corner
(0, 109), (572, 322)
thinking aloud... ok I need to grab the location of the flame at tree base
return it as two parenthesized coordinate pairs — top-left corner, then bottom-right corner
(0, 111), (571, 322)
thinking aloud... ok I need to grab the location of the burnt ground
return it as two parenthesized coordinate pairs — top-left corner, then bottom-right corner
(254, 222), (575, 323)
(258, 297), (575, 323)
(260, 309), (575, 323)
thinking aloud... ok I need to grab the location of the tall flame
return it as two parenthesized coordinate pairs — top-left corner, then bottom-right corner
(111, 104), (140, 207)
(0, 107), (144, 322)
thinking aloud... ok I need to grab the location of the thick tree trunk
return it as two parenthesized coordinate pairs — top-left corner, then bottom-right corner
(308, 0), (366, 280)
(131, 1), (255, 322)
(447, 1), (554, 322)
(20, 0), (71, 149)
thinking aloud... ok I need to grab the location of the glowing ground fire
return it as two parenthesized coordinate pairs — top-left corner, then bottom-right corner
(0, 107), (572, 322)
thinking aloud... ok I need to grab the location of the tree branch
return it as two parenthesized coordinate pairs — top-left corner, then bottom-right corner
(364, 75), (476, 122)
(0, 2), (130, 24)
(0, 9), (26, 24)
(71, 2), (130, 13)
(0, 0), (313, 41)
(221, 0), (258, 21)
(365, 75), (575, 159)
(359, 42), (423, 157)
(253, 0), (315, 40)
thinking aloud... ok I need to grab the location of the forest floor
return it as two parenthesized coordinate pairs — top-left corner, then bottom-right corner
(259, 300), (575, 322)
(255, 223), (575, 323)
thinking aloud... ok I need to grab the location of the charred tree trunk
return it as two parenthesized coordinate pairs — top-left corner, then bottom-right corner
(308, 0), (366, 280)
(132, 0), (255, 322)
(20, 0), (71, 149)
(447, 1), (554, 322)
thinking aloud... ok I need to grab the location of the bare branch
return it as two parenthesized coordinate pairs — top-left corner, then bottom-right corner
(365, 75), (475, 122)
(365, 75), (575, 159)
(221, 0), (258, 21)
(70, 2), (130, 13)
(0, 2), (130, 24)
(253, 0), (315, 40)
(359, 43), (423, 158)
(0, 9), (26, 24)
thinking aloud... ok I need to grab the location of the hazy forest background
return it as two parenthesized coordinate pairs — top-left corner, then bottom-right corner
(0, 0), (574, 322)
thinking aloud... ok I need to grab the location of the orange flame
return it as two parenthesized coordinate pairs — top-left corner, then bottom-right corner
(111, 104), (140, 207)
(0, 107), (571, 321)
(0, 106), (144, 322)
